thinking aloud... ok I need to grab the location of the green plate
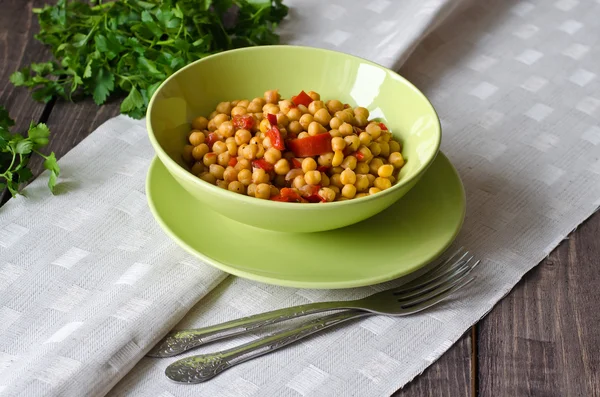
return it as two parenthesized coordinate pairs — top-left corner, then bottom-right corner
(146, 152), (465, 289)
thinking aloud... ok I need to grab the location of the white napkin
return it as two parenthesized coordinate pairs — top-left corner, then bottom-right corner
(1, 0), (599, 396)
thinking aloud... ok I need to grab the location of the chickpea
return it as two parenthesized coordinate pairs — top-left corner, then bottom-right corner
(288, 121), (303, 135)
(330, 185), (341, 195)
(308, 121), (327, 136)
(374, 177), (392, 190)
(250, 136), (261, 145)
(369, 158), (384, 174)
(237, 99), (250, 108)
(358, 132), (372, 146)
(298, 157), (316, 173)
(264, 90), (280, 104)
(389, 175), (396, 184)
(274, 158), (290, 175)
(329, 129), (342, 138)
(192, 116), (209, 131)
(326, 99), (344, 114)
(356, 145), (373, 162)
(344, 135), (360, 152)
(209, 164), (225, 179)
(252, 168), (270, 184)
(255, 183), (271, 199)
(200, 172), (217, 184)
(299, 114), (314, 130)
(212, 141), (227, 155)
(307, 91), (320, 101)
(191, 161), (205, 175)
(340, 168), (357, 185)
(314, 108), (332, 126)
(341, 184), (357, 199)
(297, 104), (309, 114)
(228, 181), (245, 194)
(242, 144), (259, 160)
(230, 106), (247, 117)
(389, 152), (405, 168)
(216, 102), (232, 115)
(253, 97), (266, 107)
(379, 142), (390, 158)
(298, 132), (309, 139)
(330, 173), (343, 188)
(355, 161), (370, 175)
(258, 119), (270, 134)
(183, 145), (194, 163)
(238, 168), (253, 185)
(247, 101), (262, 113)
(366, 123), (382, 140)
(341, 155), (357, 170)
(331, 137), (346, 152)
(369, 187), (381, 195)
(287, 108), (302, 122)
(355, 193), (369, 198)
(305, 170), (321, 185)
(330, 117), (343, 130)
(355, 114), (368, 128)
(217, 152), (230, 167)
(235, 158), (251, 171)
(278, 100), (293, 114)
(332, 150), (344, 167)
(293, 175), (307, 189)
(263, 136), (272, 149)
(189, 131), (205, 146)
(209, 110), (219, 120)
(247, 183), (257, 197)
(237, 143), (248, 157)
(276, 113), (289, 128)
(369, 142), (382, 157)
(255, 144), (265, 159)
(318, 152), (334, 167)
(207, 119), (217, 132)
(378, 164), (394, 178)
(192, 143), (209, 161)
(354, 107), (369, 119)
(321, 172), (330, 187)
(335, 110), (353, 124)
(331, 166), (344, 174)
(388, 139), (400, 152)
(319, 187), (336, 202)
(264, 148), (282, 164)
(223, 166), (238, 182)
(339, 122), (354, 137)
(308, 100), (325, 115)
(366, 173), (376, 185)
(263, 104), (280, 115)
(226, 141), (238, 156)
(354, 174), (369, 191)
(213, 113), (229, 128)
(218, 121), (235, 138)
(216, 179), (228, 189)
(270, 185), (280, 197)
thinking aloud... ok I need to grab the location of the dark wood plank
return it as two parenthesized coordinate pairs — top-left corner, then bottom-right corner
(0, 0), (50, 131)
(478, 211), (600, 397)
(393, 332), (472, 396)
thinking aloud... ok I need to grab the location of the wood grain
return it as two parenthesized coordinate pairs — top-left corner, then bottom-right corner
(394, 333), (472, 396)
(478, 211), (600, 397)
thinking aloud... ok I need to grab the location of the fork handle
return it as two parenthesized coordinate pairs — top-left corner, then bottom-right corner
(148, 300), (358, 357)
(165, 310), (370, 383)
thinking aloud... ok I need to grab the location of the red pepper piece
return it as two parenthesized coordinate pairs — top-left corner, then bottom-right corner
(252, 159), (274, 172)
(379, 122), (388, 131)
(228, 157), (238, 167)
(267, 113), (278, 126)
(355, 151), (365, 161)
(317, 165), (330, 173)
(291, 90), (313, 107)
(288, 133), (332, 157)
(271, 188), (306, 203)
(270, 194), (291, 202)
(266, 126), (285, 150)
(232, 114), (255, 130)
(206, 133), (219, 149)
(291, 158), (303, 169)
(302, 185), (324, 203)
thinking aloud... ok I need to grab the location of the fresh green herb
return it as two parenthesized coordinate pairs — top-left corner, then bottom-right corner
(10, 0), (288, 119)
(0, 106), (60, 197)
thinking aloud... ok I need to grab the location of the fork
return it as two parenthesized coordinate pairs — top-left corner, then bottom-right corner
(160, 250), (479, 383)
(148, 249), (474, 359)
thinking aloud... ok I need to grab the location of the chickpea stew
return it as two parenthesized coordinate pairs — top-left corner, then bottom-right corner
(182, 90), (406, 203)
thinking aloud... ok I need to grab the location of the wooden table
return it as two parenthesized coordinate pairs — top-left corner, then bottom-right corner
(1, 1), (599, 395)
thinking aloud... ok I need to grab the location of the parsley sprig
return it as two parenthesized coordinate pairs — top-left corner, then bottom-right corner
(10, 0), (288, 119)
(0, 106), (60, 197)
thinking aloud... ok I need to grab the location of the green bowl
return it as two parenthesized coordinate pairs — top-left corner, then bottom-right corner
(146, 45), (441, 233)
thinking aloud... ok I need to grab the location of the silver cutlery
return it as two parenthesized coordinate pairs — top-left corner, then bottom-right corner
(157, 249), (478, 383)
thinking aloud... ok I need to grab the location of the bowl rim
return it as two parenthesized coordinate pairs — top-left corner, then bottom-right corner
(146, 44), (441, 209)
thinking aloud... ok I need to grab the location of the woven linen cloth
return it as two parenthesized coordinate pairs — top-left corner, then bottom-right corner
(1, 0), (599, 396)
